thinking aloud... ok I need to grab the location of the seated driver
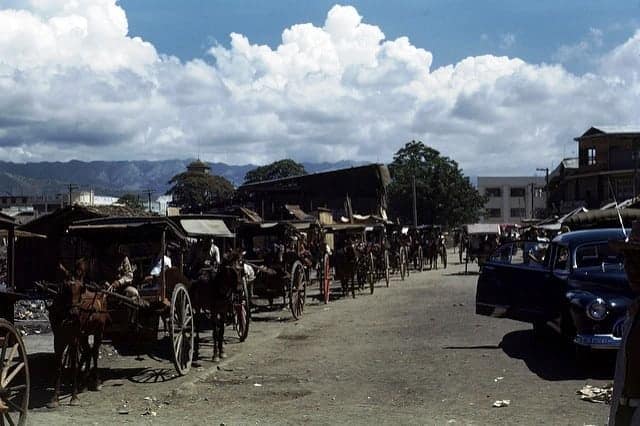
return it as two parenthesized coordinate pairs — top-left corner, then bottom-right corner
(107, 245), (141, 303)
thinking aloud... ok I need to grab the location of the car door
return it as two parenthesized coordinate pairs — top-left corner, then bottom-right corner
(476, 241), (554, 323)
(476, 242), (522, 318)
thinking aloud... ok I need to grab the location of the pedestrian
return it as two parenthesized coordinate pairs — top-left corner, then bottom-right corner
(609, 221), (640, 425)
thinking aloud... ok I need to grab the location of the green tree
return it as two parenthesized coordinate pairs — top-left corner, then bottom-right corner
(117, 193), (144, 209)
(388, 140), (485, 226)
(244, 159), (307, 184)
(167, 171), (235, 213)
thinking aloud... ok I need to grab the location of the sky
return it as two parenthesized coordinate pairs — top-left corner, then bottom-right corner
(1, 1), (640, 178)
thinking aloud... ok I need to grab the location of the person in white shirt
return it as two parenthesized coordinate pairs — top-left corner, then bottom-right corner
(149, 252), (172, 277)
(209, 239), (221, 266)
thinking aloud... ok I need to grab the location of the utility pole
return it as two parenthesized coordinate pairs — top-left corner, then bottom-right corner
(67, 184), (78, 207)
(530, 183), (535, 219)
(411, 175), (418, 227)
(536, 167), (549, 212)
(142, 189), (154, 213)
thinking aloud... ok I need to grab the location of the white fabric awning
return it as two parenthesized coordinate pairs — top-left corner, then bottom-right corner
(179, 219), (234, 238)
(466, 223), (501, 235)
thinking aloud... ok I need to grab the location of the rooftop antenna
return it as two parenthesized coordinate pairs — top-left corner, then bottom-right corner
(608, 177), (628, 240)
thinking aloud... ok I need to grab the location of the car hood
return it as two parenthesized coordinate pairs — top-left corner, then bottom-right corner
(569, 268), (632, 295)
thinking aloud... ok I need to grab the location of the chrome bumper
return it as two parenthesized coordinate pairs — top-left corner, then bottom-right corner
(574, 333), (621, 350)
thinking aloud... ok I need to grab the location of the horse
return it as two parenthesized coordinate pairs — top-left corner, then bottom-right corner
(426, 238), (439, 270)
(47, 260), (109, 408)
(190, 251), (244, 362)
(333, 242), (358, 298)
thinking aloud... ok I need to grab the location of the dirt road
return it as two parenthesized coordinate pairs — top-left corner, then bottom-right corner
(27, 254), (613, 425)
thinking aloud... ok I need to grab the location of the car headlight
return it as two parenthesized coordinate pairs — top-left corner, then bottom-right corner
(586, 298), (608, 321)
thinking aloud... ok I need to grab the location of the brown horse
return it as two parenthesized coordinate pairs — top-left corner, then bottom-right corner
(47, 260), (109, 408)
(190, 251), (243, 362)
(333, 243), (358, 298)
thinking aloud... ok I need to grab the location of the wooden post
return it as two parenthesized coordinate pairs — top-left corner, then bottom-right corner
(161, 229), (166, 302)
(7, 227), (14, 290)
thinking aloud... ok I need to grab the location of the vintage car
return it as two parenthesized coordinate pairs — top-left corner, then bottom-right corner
(475, 228), (631, 353)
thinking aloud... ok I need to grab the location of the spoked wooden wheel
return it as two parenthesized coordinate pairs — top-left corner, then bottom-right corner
(0, 319), (29, 426)
(405, 246), (411, 277)
(289, 261), (307, 320)
(384, 250), (390, 287)
(170, 284), (194, 376)
(234, 279), (250, 342)
(399, 248), (406, 281)
(322, 253), (331, 304)
(368, 253), (375, 294)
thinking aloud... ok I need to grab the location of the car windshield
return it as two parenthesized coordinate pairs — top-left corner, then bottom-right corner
(574, 242), (624, 269)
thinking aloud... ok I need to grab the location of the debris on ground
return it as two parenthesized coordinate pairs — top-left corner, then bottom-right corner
(15, 300), (51, 335)
(494, 377), (504, 382)
(141, 408), (157, 417)
(577, 384), (613, 404)
(118, 401), (129, 415)
(492, 399), (511, 408)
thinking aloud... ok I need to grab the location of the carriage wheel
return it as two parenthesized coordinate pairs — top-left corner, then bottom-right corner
(289, 262), (306, 320)
(322, 253), (331, 304)
(170, 284), (194, 376)
(384, 250), (390, 287)
(0, 319), (29, 426)
(418, 246), (424, 272)
(405, 247), (411, 277)
(368, 253), (375, 294)
(235, 279), (250, 342)
(399, 248), (406, 281)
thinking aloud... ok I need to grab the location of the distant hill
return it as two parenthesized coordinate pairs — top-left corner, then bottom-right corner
(0, 159), (368, 197)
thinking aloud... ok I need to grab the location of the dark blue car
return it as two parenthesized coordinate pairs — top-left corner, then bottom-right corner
(476, 228), (631, 352)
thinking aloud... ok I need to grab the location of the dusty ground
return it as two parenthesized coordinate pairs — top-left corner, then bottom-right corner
(26, 252), (614, 425)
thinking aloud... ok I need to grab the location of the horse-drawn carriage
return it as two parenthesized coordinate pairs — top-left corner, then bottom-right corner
(416, 225), (447, 270)
(326, 224), (373, 297)
(364, 223), (390, 288)
(0, 217), (33, 424)
(65, 216), (197, 375)
(385, 224), (409, 280)
(462, 223), (501, 272)
(237, 221), (310, 320)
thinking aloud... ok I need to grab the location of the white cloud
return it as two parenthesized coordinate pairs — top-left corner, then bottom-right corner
(0, 2), (640, 178)
(553, 27), (605, 66)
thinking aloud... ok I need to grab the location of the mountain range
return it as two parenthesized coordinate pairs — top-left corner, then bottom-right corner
(0, 159), (368, 198)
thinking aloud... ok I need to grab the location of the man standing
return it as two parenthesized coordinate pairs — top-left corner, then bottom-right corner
(610, 222), (640, 425)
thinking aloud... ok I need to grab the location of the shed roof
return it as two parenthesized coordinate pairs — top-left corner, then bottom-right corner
(564, 208), (640, 229)
(575, 125), (640, 140)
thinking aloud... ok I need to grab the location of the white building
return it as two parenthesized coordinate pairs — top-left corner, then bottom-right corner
(477, 176), (546, 224)
(72, 190), (119, 207)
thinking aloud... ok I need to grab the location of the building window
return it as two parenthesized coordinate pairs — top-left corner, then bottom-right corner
(534, 187), (544, 198)
(485, 188), (501, 197)
(510, 208), (526, 218)
(510, 187), (525, 197)
(487, 208), (502, 218)
(587, 147), (596, 165)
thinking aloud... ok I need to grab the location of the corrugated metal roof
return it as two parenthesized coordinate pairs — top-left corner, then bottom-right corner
(592, 125), (640, 134)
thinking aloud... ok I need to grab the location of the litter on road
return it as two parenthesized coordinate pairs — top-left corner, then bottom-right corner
(577, 384), (613, 404)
